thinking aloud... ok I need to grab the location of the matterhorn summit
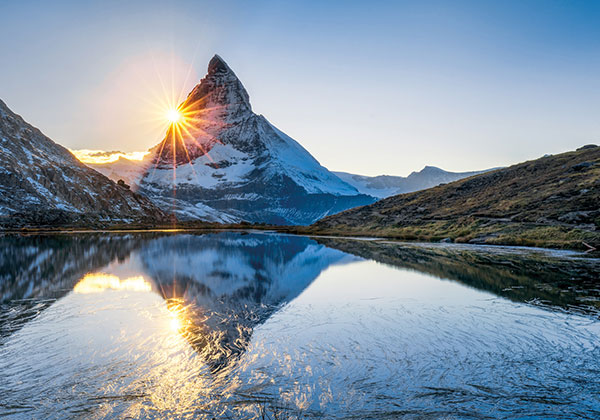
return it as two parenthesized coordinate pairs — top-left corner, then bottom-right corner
(150, 55), (253, 168)
(96, 55), (375, 224)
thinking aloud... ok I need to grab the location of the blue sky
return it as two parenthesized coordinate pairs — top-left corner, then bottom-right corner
(1, 0), (599, 176)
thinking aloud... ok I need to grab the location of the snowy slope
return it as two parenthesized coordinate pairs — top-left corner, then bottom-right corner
(91, 55), (375, 225)
(334, 166), (491, 198)
(87, 156), (151, 188)
(0, 99), (165, 227)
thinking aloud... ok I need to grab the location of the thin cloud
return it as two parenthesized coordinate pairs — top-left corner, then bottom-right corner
(71, 149), (149, 164)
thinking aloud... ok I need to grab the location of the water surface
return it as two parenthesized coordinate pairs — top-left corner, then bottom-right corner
(0, 232), (599, 419)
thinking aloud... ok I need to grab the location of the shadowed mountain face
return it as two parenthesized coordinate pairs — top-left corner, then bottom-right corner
(0, 100), (166, 229)
(90, 55), (376, 224)
(316, 238), (600, 316)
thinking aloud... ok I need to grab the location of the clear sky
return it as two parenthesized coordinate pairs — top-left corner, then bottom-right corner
(1, 0), (599, 176)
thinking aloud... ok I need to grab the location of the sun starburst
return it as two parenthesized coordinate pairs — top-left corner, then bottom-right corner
(166, 109), (182, 124)
(133, 53), (233, 226)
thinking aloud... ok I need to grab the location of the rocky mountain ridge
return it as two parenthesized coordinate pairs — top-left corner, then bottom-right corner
(334, 166), (491, 198)
(0, 99), (166, 228)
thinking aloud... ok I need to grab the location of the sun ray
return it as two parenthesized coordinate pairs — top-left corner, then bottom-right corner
(178, 123), (217, 164)
(175, 125), (201, 184)
(176, 39), (202, 103)
(142, 86), (235, 216)
(148, 131), (170, 181)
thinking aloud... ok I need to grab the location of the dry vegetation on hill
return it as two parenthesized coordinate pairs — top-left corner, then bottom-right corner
(306, 145), (600, 250)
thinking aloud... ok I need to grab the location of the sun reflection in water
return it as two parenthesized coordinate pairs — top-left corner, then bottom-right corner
(74, 273), (152, 294)
(166, 298), (188, 333)
(67, 271), (318, 418)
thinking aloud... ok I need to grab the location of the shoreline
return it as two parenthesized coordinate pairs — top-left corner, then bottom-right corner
(1, 224), (598, 256)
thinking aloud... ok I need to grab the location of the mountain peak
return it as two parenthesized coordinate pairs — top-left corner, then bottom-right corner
(183, 54), (251, 114)
(150, 54), (253, 167)
(207, 54), (231, 75)
(422, 165), (442, 172)
(93, 54), (375, 224)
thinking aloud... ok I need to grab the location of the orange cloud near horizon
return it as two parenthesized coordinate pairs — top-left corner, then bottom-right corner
(72, 149), (150, 164)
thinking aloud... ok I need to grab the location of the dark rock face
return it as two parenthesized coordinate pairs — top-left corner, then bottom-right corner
(194, 54), (252, 113)
(0, 99), (166, 228)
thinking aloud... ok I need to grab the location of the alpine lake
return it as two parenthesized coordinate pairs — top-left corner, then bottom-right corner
(1, 231), (599, 419)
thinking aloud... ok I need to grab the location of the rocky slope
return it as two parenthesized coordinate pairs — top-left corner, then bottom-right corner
(90, 55), (375, 225)
(0, 99), (166, 228)
(334, 166), (490, 198)
(310, 146), (600, 249)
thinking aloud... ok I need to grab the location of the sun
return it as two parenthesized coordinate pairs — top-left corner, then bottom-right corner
(166, 108), (182, 124)
(170, 316), (181, 332)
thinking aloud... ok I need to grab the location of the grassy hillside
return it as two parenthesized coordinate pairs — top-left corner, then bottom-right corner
(307, 145), (600, 250)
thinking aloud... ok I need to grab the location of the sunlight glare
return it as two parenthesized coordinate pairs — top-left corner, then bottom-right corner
(170, 316), (181, 332)
(166, 299), (188, 334)
(166, 109), (182, 124)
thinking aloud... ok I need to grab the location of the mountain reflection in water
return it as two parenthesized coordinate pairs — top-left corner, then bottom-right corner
(139, 233), (355, 371)
(0, 232), (354, 368)
(0, 232), (599, 419)
(316, 238), (600, 316)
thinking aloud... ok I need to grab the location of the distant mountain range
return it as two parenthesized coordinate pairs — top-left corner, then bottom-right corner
(334, 166), (490, 199)
(309, 145), (600, 249)
(90, 158), (489, 207)
(0, 99), (165, 228)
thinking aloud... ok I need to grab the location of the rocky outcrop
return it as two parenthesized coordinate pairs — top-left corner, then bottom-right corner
(0, 99), (166, 228)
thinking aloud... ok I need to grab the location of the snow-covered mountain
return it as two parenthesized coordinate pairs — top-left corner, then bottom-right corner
(334, 166), (491, 199)
(0, 99), (165, 228)
(90, 55), (375, 225)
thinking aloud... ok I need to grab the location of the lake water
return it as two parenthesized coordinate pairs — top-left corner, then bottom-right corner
(1, 231), (599, 419)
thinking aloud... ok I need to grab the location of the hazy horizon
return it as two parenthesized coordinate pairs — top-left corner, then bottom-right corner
(1, 0), (599, 177)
